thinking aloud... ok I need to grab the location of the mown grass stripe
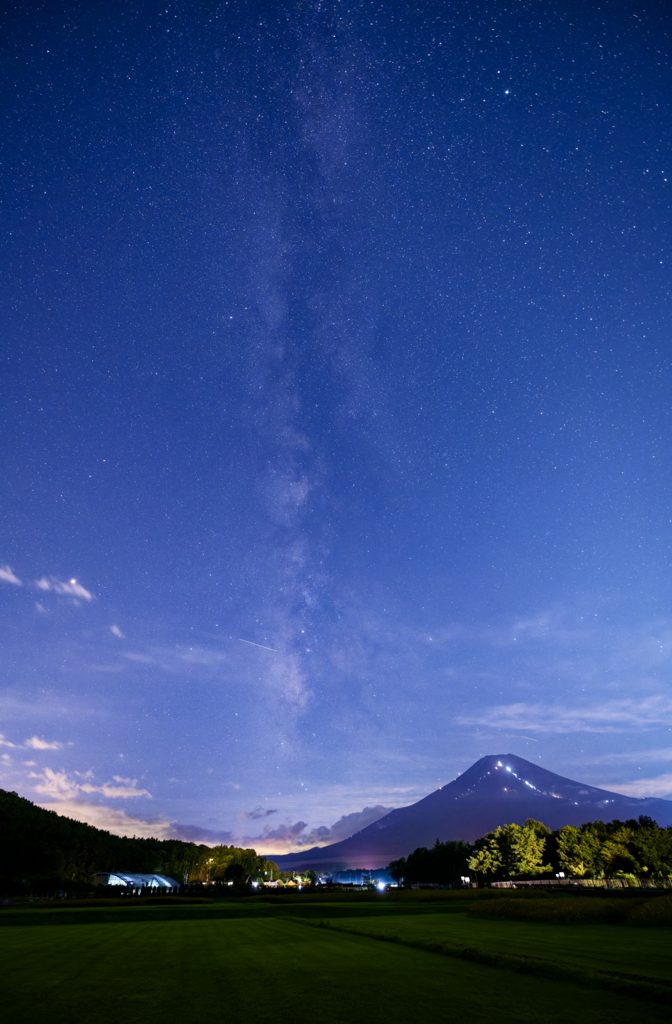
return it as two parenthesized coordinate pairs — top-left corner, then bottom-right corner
(287, 917), (672, 1006)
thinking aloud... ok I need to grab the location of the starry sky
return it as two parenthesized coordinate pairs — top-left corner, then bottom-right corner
(2, 0), (672, 854)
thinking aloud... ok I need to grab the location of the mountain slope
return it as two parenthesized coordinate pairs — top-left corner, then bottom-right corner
(275, 754), (672, 871)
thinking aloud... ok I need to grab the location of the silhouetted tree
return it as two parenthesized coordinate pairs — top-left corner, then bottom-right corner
(387, 857), (406, 884)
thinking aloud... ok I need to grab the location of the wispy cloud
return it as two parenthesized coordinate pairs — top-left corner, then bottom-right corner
(0, 566), (22, 586)
(604, 774), (672, 799)
(25, 736), (63, 750)
(35, 577), (93, 601)
(457, 695), (672, 734)
(581, 748), (672, 766)
(119, 644), (230, 669)
(110, 625), (124, 638)
(81, 780), (152, 799)
(29, 768), (151, 801)
(238, 807), (277, 821)
(0, 695), (81, 720)
(0, 734), (17, 748)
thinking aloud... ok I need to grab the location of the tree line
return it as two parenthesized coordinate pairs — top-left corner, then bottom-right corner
(388, 816), (672, 886)
(0, 788), (278, 895)
(4, 785), (671, 895)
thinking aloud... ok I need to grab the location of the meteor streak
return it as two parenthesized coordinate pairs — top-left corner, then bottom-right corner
(238, 638), (277, 652)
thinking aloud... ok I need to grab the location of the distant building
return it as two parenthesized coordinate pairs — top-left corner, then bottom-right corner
(327, 869), (393, 885)
(92, 872), (179, 888)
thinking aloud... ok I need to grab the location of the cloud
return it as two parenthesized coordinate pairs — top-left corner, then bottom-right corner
(34, 797), (230, 844)
(240, 820), (308, 854)
(237, 804), (394, 855)
(604, 774), (672, 799)
(110, 625), (124, 638)
(29, 768), (151, 801)
(32, 800), (234, 844)
(29, 768), (80, 800)
(169, 824), (234, 844)
(0, 694), (82, 719)
(35, 577), (93, 601)
(582, 748), (672, 766)
(117, 644), (229, 671)
(179, 646), (229, 666)
(0, 734), (17, 748)
(456, 695), (672, 734)
(238, 807), (277, 821)
(296, 805), (392, 848)
(0, 566), (22, 586)
(36, 800), (175, 839)
(25, 736), (64, 750)
(81, 781), (152, 799)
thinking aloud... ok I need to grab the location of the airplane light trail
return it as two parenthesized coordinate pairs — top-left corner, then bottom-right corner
(238, 638), (277, 652)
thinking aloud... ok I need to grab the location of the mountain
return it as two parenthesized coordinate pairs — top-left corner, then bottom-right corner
(274, 753), (672, 871)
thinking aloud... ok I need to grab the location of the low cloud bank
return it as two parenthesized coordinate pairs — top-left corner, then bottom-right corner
(32, 796), (234, 844)
(36, 799), (175, 839)
(239, 804), (392, 855)
(240, 820), (308, 853)
(26, 769), (393, 853)
(602, 773), (672, 799)
(296, 804), (392, 848)
(169, 823), (234, 843)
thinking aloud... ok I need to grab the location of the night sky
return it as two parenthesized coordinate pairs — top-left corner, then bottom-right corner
(2, 1), (672, 854)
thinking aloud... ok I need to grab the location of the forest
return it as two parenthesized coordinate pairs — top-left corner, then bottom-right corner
(390, 816), (672, 886)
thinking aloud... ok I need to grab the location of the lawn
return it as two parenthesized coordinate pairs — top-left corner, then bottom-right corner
(2, 899), (669, 1024)
(318, 904), (672, 984)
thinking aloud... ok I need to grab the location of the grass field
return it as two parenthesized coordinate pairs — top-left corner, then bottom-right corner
(3, 897), (670, 1023)
(307, 903), (672, 982)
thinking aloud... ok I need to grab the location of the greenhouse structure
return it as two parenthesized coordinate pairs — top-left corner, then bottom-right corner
(92, 872), (179, 889)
